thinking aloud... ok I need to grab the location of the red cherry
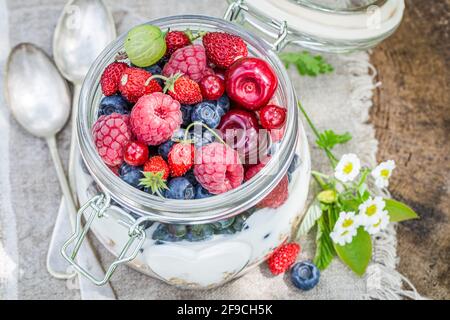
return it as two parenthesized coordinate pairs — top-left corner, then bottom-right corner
(260, 104), (286, 129)
(225, 57), (278, 111)
(124, 141), (149, 166)
(213, 68), (226, 80)
(199, 75), (225, 100)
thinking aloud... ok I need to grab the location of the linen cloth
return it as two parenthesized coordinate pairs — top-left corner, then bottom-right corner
(0, 0), (383, 299)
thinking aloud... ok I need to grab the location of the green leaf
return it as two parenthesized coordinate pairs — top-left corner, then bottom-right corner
(316, 130), (352, 150)
(296, 202), (322, 238)
(334, 228), (372, 276)
(313, 214), (336, 270)
(279, 51), (334, 77)
(384, 199), (419, 222)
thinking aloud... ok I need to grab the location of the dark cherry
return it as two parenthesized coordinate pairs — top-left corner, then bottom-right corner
(213, 68), (226, 80)
(225, 57), (278, 111)
(199, 74), (225, 100)
(124, 141), (149, 166)
(260, 104), (287, 129)
(218, 109), (266, 162)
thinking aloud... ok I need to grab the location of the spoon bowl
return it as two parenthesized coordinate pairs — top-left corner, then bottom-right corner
(6, 43), (71, 138)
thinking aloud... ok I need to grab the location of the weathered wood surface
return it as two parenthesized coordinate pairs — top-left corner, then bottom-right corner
(370, 0), (450, 299)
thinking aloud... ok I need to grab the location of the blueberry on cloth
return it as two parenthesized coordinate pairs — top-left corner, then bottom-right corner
(119, 163), (144, 189)
(165, 177), (195, 200)
(191, 101), (221, 129)
(290, 261), (320, 291)
(97, 95), (130, 117)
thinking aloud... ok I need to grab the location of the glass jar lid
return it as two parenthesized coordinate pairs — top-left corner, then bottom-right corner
(225, 0), (405, 52)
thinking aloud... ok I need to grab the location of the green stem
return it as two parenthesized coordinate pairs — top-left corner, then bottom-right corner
(184, 122), (226, 145)
(311, 171), (328, 190)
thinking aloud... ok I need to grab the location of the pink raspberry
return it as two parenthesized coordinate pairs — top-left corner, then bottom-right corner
(92, 113), (132, 167)
(162, 44), (207, 82)
(130, 92), (182, 146)
(194, 142), (244, 194)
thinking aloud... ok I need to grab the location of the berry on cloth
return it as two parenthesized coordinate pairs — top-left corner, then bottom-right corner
(100, 62), (128, 96)
(267, 242), (300, 275)
(203, 32), (248, 69)
(165, 177), (195, 200)
(162, 44), (207, 82)
(125, 25), (166, 67)
(130, 92), (182, 145)
(119, 67), (162, 103)
(168, 143), (195, 177)
(165, 74), (203, 105)
(290, 261), (320, 291)
(124, 141), (149, 166)
(199, 74), (225, 101)
(92, 113), (132, 166)
(97, 95), (130, 117)
(194, 142), (244, 194)
(119, 163), (144, 189)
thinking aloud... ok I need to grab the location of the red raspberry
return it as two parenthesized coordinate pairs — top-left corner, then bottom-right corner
(130, 92), (182, 146)
(144, 156), (170, 180)
(203, 32), (248, 69)
(199, 74), (225, 100)
(92, 113), (132, 167)
(124, 141), (149, 166)
(167, 75), (202, 105)
(168, 143), (195, 177)
(267, 243), (300, 275)
(194, 142), (244, 194)
(245, 159), (289, 208)
(165, 31), (191, 57)
(162, 44), (207, 82)
(119, 67), (162, 103)
(100, 62), (128, 96)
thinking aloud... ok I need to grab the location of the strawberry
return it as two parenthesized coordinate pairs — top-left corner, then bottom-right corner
(203, 32), (248, 69)
(100, 62), (128, 96)
(267, 243), (300, 275)
(168, 143), (195, 177)
(165, 31), (191, 57)
(119, 67), (162, 103)
(140, 156), (170, 195)
(165, 73), (202, 105)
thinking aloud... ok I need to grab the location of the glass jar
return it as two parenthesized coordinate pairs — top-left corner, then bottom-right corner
(62, 14), (311, 288)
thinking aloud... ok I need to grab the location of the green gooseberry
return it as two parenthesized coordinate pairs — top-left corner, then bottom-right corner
(124, 24), (166, 67)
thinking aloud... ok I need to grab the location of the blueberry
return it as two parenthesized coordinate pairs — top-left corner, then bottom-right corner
(143, 64), (164, 86)
(291, 261), (320, 291)
(158, 140), (175, 160)
(192, 101), (221, 129)
(232, 214), (248, 232)
(191, 129), (216, 148)
(152, 224), (182, 242)
(184, 170), (198, 187)
(216, 94), (230, 116)
(214, 227), (236, 235)
(288, 154), (301, 174)
(165, 177), (195, 200)
(98, 95), (130, 117)
(119, 163), (143, 189)
(167, 224), (188, 238)
(195, 184), (213, 199)
(156, 56), (169, 68)
(180, 105), (193, 127)
(211, 217), (235, 230)
(186, 224), (214, 242)
(172, 128), (186, 141)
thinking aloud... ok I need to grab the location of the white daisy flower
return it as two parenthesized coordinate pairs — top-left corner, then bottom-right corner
(364, 210), (390, 235)
(358, 197), (386, 226)
(371, 160), (396, 188)
(330, 211), (359, 246)
(334, 154), (361, 183)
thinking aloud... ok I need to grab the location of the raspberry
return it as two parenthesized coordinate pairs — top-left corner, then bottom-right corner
(165, 31), (191, 57)
(203, 32), (248, 69)
(130, 92), (182, 146)
(194, 142), (244, 194)
(119, 67), (162, 103)
(100, 62), (128, 96)
(92, 113), (132, 167)
(267, 243), (300, 275)
(162, 44), (207, 82)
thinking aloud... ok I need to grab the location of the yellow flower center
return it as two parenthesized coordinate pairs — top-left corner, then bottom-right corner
(373, 219), (382, 228)
(342, 219), (354, 228)
(343, 162), (353, 174)
(380, 169), (390, 178)
(366, 204), (377, 216)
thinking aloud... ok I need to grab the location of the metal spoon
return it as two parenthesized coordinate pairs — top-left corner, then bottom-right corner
(48, 0), (116, 295)
(6, 43), (115, 300)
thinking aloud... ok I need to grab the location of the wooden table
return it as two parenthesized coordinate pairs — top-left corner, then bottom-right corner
(371, 0), (449, 299)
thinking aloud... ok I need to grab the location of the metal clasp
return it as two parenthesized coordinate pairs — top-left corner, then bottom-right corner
(224, 0), (289, 52)
(61, 194), (147, 286)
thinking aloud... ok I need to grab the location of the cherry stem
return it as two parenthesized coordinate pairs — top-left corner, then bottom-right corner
(184, 122), (226, 145)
